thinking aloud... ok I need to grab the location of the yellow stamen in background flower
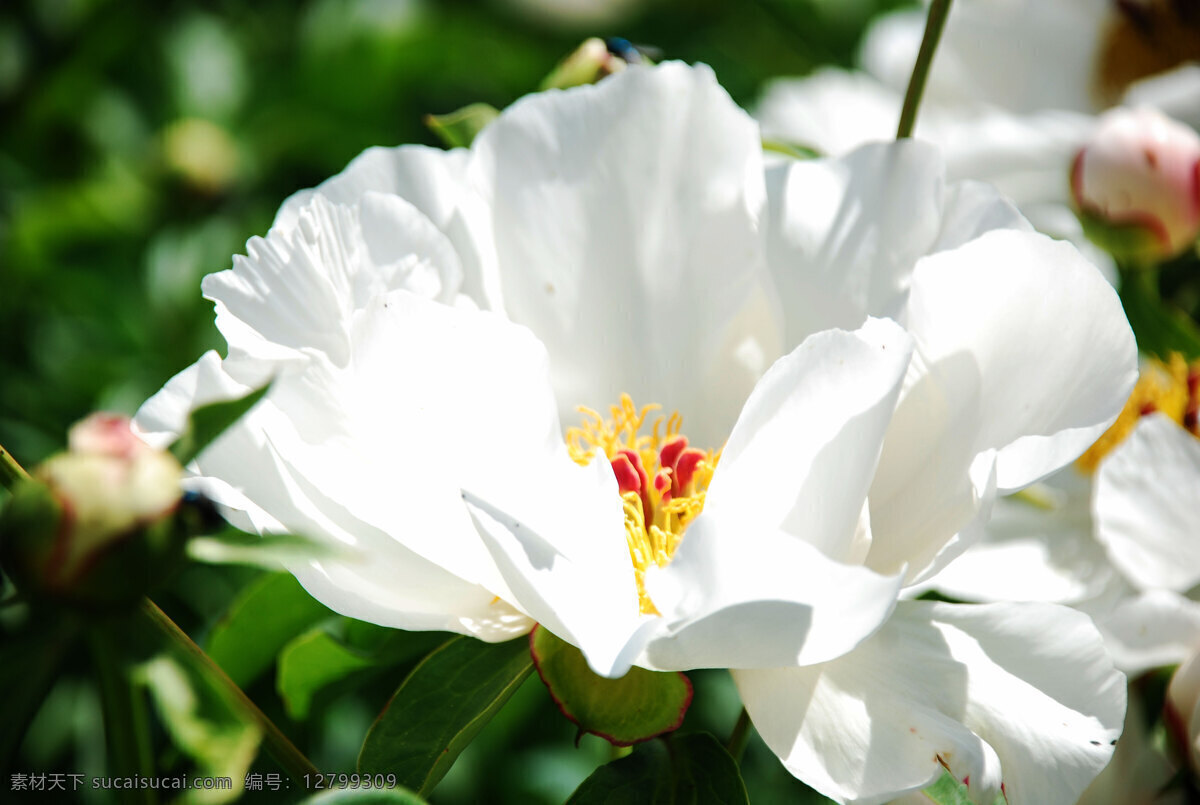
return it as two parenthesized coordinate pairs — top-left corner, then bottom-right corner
(1077, 353), (1198, 472)
(566, 394), (718, 615)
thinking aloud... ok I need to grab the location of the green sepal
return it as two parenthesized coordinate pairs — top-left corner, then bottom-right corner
(169, 382), (271, 466)
(921, 770), (1008, 805)
(356, 635), (533, 796)
(1079, 211), (1171, 267)
(207, 573), (332, 688)
(530, 625), (692, 746)
(423, 103), (498, 149)
(566, 733), (749, 804)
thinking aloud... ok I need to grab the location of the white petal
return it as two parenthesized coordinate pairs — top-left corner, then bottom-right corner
(275, 145), (499, 311)
(204, 192), (464, 367)
(1124, 64), (1200, 130)
(764, 140), (947, 346)
(1078, 693), (1182, 805)
(866, 230), (1137, 579)
(735, 601), (1126, 805)
(705, 318), (914, 563)
(1094, 414), (1200, 591)
(756, 69), (902, 156)
(915, 469), (1121, 605)
(134, 350), (262, 449)
(1094, 590), (1200, 674)
(471, 61), (773, 447)
(639, 516), (903, 672)
(861, 1), (1106, 114)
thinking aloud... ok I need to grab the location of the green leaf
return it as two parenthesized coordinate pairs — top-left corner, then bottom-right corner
(357, 635), (533, 796)
(137, 654), (261, 803)
(921, 770), (1008, 805)
(169, 382), (271, 465)
(1119, 268), (1200, 360)
(302, 788), (428, 805)
(761, 139), (822, 160)
(423, 103), (498, 148)
(207, 573), (331, 688)
(0, 611), (79, 769)
(567, 733), (749, 805)
(530, 625), (692, 745)
(277, 622), (444, 720)
(187, 526), (335, 569)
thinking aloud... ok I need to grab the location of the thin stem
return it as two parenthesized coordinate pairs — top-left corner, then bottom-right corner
(896, 0), (954, 139)
(726, 707), (753, 765)
(139, 599), (320, 784)
(90, 629), (157, 805)
(0, 443), (31, 490)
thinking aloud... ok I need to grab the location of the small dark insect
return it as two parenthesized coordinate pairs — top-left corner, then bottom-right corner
(604, 37), (662, 64)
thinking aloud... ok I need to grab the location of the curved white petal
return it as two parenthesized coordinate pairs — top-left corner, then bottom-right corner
(735, 601), (1126, 805)
(915, 469), (1121, 605)
(275, 145), (499, 311)
(471, 61), (774, 447)
(764, 140), (948, 346)
(1125, 64), (1200, 130)
(866, 230), (1136, 580)
(1095, 590), (1200, 674)
(1078, 693), (1182, 805)
(1094, 414), (1200, 591)
(633, 320), (914, 671)
(704, 318), (913, 563)
(204, 193), (464, 368)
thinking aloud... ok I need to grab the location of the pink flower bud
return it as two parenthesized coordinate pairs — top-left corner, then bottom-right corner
(0, 413), (184, 606)
(1071, 107), (1200, 261)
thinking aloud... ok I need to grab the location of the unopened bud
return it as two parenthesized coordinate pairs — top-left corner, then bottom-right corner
(539, 37), (635, 91)
(1071, 107), (1200, 263)
(0, 413), (185, 607)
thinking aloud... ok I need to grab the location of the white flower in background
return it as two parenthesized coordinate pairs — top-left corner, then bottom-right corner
(861, 0), (1200, 123)
(138, 63), (1135, 803)
(917, 354), (1200, 607)
(758, 0), (1200, 274)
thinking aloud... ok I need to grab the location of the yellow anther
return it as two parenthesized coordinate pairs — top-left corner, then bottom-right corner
(568, 395), (716, 615)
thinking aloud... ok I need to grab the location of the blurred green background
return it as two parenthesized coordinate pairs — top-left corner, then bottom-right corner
(1, 1), (907, 802)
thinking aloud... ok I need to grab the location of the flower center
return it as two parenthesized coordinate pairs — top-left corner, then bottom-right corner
(1077, 352), (1200, 472)
(566, 395), (717, 615)
(1093, 0), (1200, 108)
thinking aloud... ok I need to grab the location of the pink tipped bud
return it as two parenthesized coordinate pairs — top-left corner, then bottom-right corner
(1071, 107), (1200, 262)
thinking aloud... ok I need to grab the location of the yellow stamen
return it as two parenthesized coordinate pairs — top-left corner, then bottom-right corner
(1077, 354), (1196, 473)
(566, 394), (718, 615)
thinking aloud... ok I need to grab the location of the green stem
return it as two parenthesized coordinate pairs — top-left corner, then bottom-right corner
(726, 707), (753, 765)
(896, 0), (954, 139)
(139, 599), (320, 784)
(0, 443), (31, 490)
(90, 628), (156, 805)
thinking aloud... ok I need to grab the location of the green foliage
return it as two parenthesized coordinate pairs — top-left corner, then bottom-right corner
(278, 620), (446, 721)
(207, 573), (331, 688)
(530, 625), (692, 746)
(566, 733), (749, 804)
(1119, 268), (1200, 360)
(137, 654), (262, 803)
(357, 635), (534, 796)
(187, 526), (333, 569)
(302, 789), (428, 805)
(169, 383), (271, 466)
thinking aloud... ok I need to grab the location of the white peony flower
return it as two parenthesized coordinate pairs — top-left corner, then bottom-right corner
(758, 0), (1200, 276)
(138, 62), (1136, 802)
